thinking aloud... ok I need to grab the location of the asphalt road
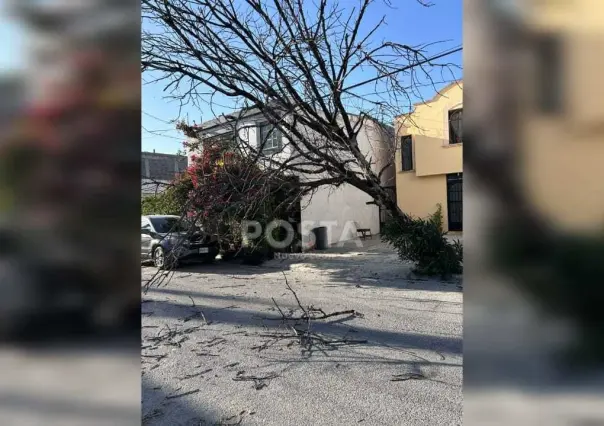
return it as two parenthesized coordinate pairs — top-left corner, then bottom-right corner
(142, 241), (463, 426)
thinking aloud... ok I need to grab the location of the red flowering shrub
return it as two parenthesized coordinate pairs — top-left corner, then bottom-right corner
(172, 128), (298, 255)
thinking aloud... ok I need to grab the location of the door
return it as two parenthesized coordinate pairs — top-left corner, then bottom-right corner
(379, 186), (396, 233)
(141, 219), (153, 259)
(446, 173), (463, 231)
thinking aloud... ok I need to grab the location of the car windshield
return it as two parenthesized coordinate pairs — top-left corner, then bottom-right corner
(149, 217), (191, 234)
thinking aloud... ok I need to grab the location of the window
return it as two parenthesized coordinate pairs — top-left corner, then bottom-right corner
(258, 124), (282, 152)
(149, 217), (192, 234)
(534, 33), (563, 114)
(401, 135), (413, 171)
(448, 108), (463, 144)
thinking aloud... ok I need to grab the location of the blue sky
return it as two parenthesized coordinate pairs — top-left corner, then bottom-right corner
(0, 1), (462, 155)
(143, 0), (462, 154)
(0, 8), (26, 74)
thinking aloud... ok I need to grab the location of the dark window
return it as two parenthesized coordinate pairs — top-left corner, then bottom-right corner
(259, 124), (282, 152)
(446, 173), (463, 231)
(149, 217), (192, 234)
(401, 136), (413, 171)
(534, 33), (563, 114)
(449, 108), (463, 144)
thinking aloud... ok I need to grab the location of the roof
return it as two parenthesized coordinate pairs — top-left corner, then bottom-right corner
(196, 106), (264, 132)
(395, 80), (463, 119)
(420, 80), (463, 105)
(198, 107), (395, 135)
(142, 151), (187, 158)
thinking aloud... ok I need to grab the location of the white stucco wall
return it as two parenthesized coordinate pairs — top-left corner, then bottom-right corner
(190, 113), (394, 248)
(298, 116), (393, 247)
(353, 116), (396, 187)
(300, 183), (380, 248)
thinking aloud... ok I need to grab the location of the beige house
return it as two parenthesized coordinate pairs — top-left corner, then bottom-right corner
(516, 1), (604, 232)
(394, 81), (463, 232)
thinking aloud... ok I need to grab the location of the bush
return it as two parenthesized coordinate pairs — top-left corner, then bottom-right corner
(381, 204), (463, 279)
(141, 176), (192, 216)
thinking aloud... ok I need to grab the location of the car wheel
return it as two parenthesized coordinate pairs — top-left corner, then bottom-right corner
(153, 246), (177, 270)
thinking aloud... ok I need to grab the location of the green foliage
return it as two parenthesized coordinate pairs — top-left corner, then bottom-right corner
(141, 178), (191, 216)
(381, 204), (463, 279)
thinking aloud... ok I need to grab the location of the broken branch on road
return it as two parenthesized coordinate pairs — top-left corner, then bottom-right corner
(165, 389), (201, 399)
(233, 371), (279, 390)
(255, 273), (367, 354)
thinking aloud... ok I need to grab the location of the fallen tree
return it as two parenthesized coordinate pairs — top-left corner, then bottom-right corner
(142, 0), (463, 275)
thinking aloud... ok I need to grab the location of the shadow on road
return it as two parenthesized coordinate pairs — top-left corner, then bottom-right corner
(143, 296), (462, 356)
(142, 375), (245, 425)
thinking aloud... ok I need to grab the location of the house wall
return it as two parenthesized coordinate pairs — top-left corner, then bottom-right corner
(298, 116), (393, 247)
(300, 184), (379, 248)
(414, 135), (463, 177)
(395, 81), (463, 232)
(195, 114), (394, 247)
(518, 3), (604, 232)
(396, 172), (449, 227)
(354, 116), (396, 187)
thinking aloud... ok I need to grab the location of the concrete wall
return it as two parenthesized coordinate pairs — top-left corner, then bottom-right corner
(141, 179), (170, 198)
(394, 81), (463, 231)
(142, 151), (188, 181)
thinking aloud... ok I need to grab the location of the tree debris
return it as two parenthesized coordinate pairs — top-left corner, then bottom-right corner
(391, 372), (426, 382)
(255, 272), (367, 354)
(233, 371), (279, 390)
(165, 389), (200, 399)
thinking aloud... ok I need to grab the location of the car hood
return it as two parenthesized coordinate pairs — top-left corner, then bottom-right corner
(157, 232), (189, 239)
(157, 231), (207, 241)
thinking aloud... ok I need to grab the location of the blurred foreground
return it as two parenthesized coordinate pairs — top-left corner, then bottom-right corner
(2, 0), (604, 424)
(465, 0), (604, 424)
(0, 0), (140, 424)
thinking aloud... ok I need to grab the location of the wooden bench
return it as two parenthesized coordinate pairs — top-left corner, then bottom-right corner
(355, 222), (372, 240)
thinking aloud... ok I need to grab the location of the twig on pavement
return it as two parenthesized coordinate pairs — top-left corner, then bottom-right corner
(165, 389), (200, 399)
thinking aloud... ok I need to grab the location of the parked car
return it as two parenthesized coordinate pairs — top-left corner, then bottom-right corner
(141, 215), (219, 269)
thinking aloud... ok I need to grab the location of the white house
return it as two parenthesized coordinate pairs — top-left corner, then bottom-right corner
(188, 109), (395, 249)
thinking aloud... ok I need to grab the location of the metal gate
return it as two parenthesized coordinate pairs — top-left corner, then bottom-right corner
(379, 185), (396, 233)
(446, 173), (463, 231)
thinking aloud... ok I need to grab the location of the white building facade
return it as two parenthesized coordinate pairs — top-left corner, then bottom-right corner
(189, 111), (395, 249)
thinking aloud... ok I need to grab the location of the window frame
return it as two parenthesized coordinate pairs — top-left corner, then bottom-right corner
(258, 123), (283, 153)
(533, 32), (563, 114)
(141, 219), (152, 234)
(400, 135), (414, 172)
(448, 108), (463, 145)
